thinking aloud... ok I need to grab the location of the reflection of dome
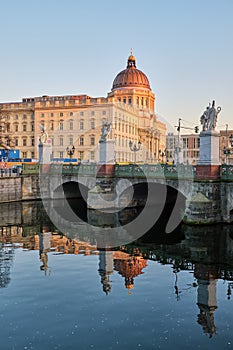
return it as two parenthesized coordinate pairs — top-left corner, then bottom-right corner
(112, 54), (151, 91)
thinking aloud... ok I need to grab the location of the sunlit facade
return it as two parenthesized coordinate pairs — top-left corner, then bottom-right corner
(0, 53), (166, 163)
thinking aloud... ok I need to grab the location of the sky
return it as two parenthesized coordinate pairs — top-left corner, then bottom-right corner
(0, 0), (232, 133)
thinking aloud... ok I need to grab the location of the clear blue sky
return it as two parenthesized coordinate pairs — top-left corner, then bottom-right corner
(0, 0), (232, 132)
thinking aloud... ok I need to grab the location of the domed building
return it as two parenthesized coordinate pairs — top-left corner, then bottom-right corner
(0, 52), (166, 163)
(108, 53), (155, 114)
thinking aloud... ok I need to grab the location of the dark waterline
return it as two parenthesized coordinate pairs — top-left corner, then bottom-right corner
(0, 200), (233, 350)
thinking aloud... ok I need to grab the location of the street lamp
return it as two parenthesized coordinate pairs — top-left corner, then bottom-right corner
(66, 145), (75, 163)
(223, 134), (233, 164)
(230, 134), (233, 148)
(129, 140), (141, 163)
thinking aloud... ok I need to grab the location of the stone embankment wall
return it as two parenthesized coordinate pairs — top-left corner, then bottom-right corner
(0, 177), (22, 203)
(0, 175), (41, 203)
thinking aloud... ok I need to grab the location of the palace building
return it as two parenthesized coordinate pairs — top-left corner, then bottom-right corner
(0, 53), (166, 163)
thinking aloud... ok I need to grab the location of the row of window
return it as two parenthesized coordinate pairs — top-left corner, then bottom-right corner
(40, 110), (107, 118)
(49, 135), (95, 147)
(117, 97), (149, 107)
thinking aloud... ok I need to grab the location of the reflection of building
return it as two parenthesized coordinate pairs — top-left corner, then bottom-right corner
(0, 53), (166, 162)
(0, 246), (14, 288)
(39, 230), (52, 272)
(194, 264), (220, 338)
(114, 251), (147, 292)
(98, 249), (114, 295)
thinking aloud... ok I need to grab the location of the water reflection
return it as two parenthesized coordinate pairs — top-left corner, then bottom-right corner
(0, 200), (233, 340)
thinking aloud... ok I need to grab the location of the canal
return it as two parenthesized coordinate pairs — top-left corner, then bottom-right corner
(0, 200), (233, 349)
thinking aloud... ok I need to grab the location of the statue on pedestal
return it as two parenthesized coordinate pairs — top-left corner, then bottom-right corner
(200, 101), (221, 132)
(39, 124), (48, 144)
(100, 120), (112, 142)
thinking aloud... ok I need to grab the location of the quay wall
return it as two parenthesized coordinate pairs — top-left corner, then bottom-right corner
(0, 175), (41, 203)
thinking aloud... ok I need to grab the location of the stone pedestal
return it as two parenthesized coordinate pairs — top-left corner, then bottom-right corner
(38, 140), (52, 174)
(196, 131), (220, 180)
(185, 130), (222, 224)
(198, 131), (220, 165)
(98, 139), (115, 177)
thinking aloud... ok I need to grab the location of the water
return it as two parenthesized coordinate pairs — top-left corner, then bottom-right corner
(0, 201), (233, 350)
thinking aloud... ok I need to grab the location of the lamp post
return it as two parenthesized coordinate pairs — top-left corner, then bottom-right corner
(223, 134), (233, 164)
(66, 145), (75, 163)
(129, 140), (141, 163)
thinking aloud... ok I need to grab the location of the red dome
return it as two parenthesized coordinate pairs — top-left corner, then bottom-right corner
(112, 54), (151, 91)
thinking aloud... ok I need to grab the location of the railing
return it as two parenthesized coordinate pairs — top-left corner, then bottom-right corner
(221, 165), (233, 180)
(21, 163), (196, 179)
(22, 163), (39, 174)
(17, 163), (233, 182)
(115, 164), (195, 179)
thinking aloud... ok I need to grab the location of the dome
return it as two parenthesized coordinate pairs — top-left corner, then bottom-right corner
(112, 54), (151, 91)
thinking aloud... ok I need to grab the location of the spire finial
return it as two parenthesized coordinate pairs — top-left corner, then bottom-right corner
(130, 48), (133, 55)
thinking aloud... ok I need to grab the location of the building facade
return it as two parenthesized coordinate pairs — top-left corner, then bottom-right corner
(166, 130), (233, 165)
(0, 53), (166, 163)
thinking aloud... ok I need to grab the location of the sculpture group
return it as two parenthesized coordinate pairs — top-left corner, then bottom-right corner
(200, 100), (221, 132)
(100, 120), (112, 142)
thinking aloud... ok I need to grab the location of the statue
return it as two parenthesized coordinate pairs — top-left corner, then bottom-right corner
(39, 124), (48, 144)
(100, 120), (112, 142)
(200, 100), (221, 132)
(200, 105), (210, 131)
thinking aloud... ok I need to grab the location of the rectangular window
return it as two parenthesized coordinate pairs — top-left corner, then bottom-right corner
(79, 151), (84, 160)
(15, 139), (18, 146)
(80, 137), (84, 146)
(69, 137), (73, 145)
(15, 125), (19, 132)
(90, 151), (95, 160)
(15, 115), (18, 120)
(102, 111), (106, 115)
(80, 111), (84, 116)
(91, 111), (95, 116)
(51, 122), (54, 131)
(31, 124), (34, 132)
(60, 112), (63, 117)
(41, 113), (44, 118)
(90, 137), (95, 146)
(23, 124), (27, 132)
(70, 112), (73, 116)
(80, 120), (84, 130)
(31, 138), (34, 146)
(60, 138), (63, 146)
(31, 152), (35, 159)
(59, 151), (64, 158)
(70, 121), (73, 130)
(59, 122), (63, 130)
(23, 114), (27, 119)
(23, 139), (27, 146)
(22, 152), (27, 158)
(51, 113), (54, 117)
(91, 119), (95, 129)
